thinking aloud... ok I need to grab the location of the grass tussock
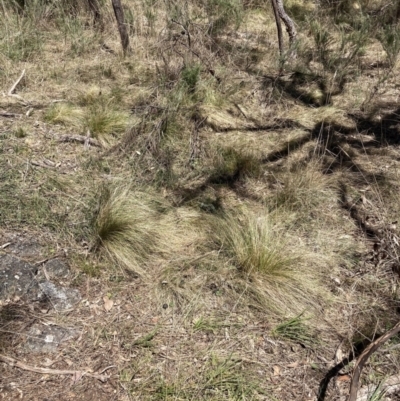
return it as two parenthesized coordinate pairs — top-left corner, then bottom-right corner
(210, 147), (261, 183)
(44, 101), (129, 144)
(84, 105), (129, 140)
(44, 103), (84, 127)
(211, 209), (324, 314)
(90, 185), (167, 275)
(215, 211), (297, 277)
(89, 184), (203, 276)
(272, 313), (315, 346)
(269, 160), (336, 212)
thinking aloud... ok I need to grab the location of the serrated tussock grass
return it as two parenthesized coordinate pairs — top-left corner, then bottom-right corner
(211, 209), (323, 314)
(44, 103), (84, 127)
(89, 184), (204, 276)
(84, 104), (129, 141)
(270, 159), (335, 212)
(89, 185), (166, 275)
(44, 101), (129, 144)
(213, 210), (298, 276)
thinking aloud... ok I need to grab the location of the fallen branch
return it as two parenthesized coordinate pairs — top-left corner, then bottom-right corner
(0, 354), (114, 383)
(59, 134), (101, 148)
(348, 320), (400, 401)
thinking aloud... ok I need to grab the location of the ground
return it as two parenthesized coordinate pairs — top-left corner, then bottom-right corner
(1, 1), (400, 400)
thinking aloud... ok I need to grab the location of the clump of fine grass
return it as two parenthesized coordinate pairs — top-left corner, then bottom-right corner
(210, 209), (323, 314)
(13, 127), (27, 138)
(150, 354), (261, 399)
(83, 105), (129, 141)
(210, 147), (261, 183)
(214, 210), (298, 277)
(89, 185), (168, 275)
(44, 103), (84, 127)
(269, 160), (335, 212)
(44, 100), (129, 144)
(88, 185), (203, 276)
(272, 313), (315, 346)
(377, 25), (400, 68)
(367, 381), (388, 401)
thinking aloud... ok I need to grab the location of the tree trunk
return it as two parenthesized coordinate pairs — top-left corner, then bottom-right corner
(111, 0), (130, 55)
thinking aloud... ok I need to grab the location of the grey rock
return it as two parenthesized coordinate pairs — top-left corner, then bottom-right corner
(38, 281), (81, 311)
(8, 239), (43, 259)
(0, 254), (39, 300)
(41, 258), (70, 279)
(24, 323), (79, 353)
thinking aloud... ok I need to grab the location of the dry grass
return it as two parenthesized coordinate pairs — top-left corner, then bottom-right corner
(89, 184), (206, 277)
(210, 208), (326, 315)
(90, 185), (169, 275)
(269, 159), (336, 211)
(1, 0), (400, 400)
(44, 103), (84, 127)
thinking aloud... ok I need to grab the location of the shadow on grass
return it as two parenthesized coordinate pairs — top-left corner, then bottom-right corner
(0, 302), (33, 353)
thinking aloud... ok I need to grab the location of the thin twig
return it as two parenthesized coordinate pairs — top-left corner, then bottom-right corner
(31, 161), (55, 169)
(33, 253), (65, 267)
(0, 354), (114, 383)
(8, 69), (25, 95)
(6, 70), (31, 105)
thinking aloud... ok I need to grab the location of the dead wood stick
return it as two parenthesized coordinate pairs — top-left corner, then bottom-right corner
(8, 69), (26, 95)
(0, 354), (114, 382)
(0, 112), (22, 118)
(59, 134), (101, 147)
(348, 320), (400, 401)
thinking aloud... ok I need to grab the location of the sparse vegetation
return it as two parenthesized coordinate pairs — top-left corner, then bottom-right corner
(1, 0), (400, 400)
(272, 313), (315, 346)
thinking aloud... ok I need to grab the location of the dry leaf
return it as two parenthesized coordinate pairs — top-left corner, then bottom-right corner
(337, 374), (351, 382)
(103, 296), (114, 312)
(273, 365), (281, 376)
(287, 362), (299, 368)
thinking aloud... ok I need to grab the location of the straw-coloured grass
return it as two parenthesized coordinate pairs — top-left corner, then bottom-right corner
(211, 209), (324, 314)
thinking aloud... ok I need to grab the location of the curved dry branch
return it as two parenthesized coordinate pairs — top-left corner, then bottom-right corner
(348, 321), (400, 401)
